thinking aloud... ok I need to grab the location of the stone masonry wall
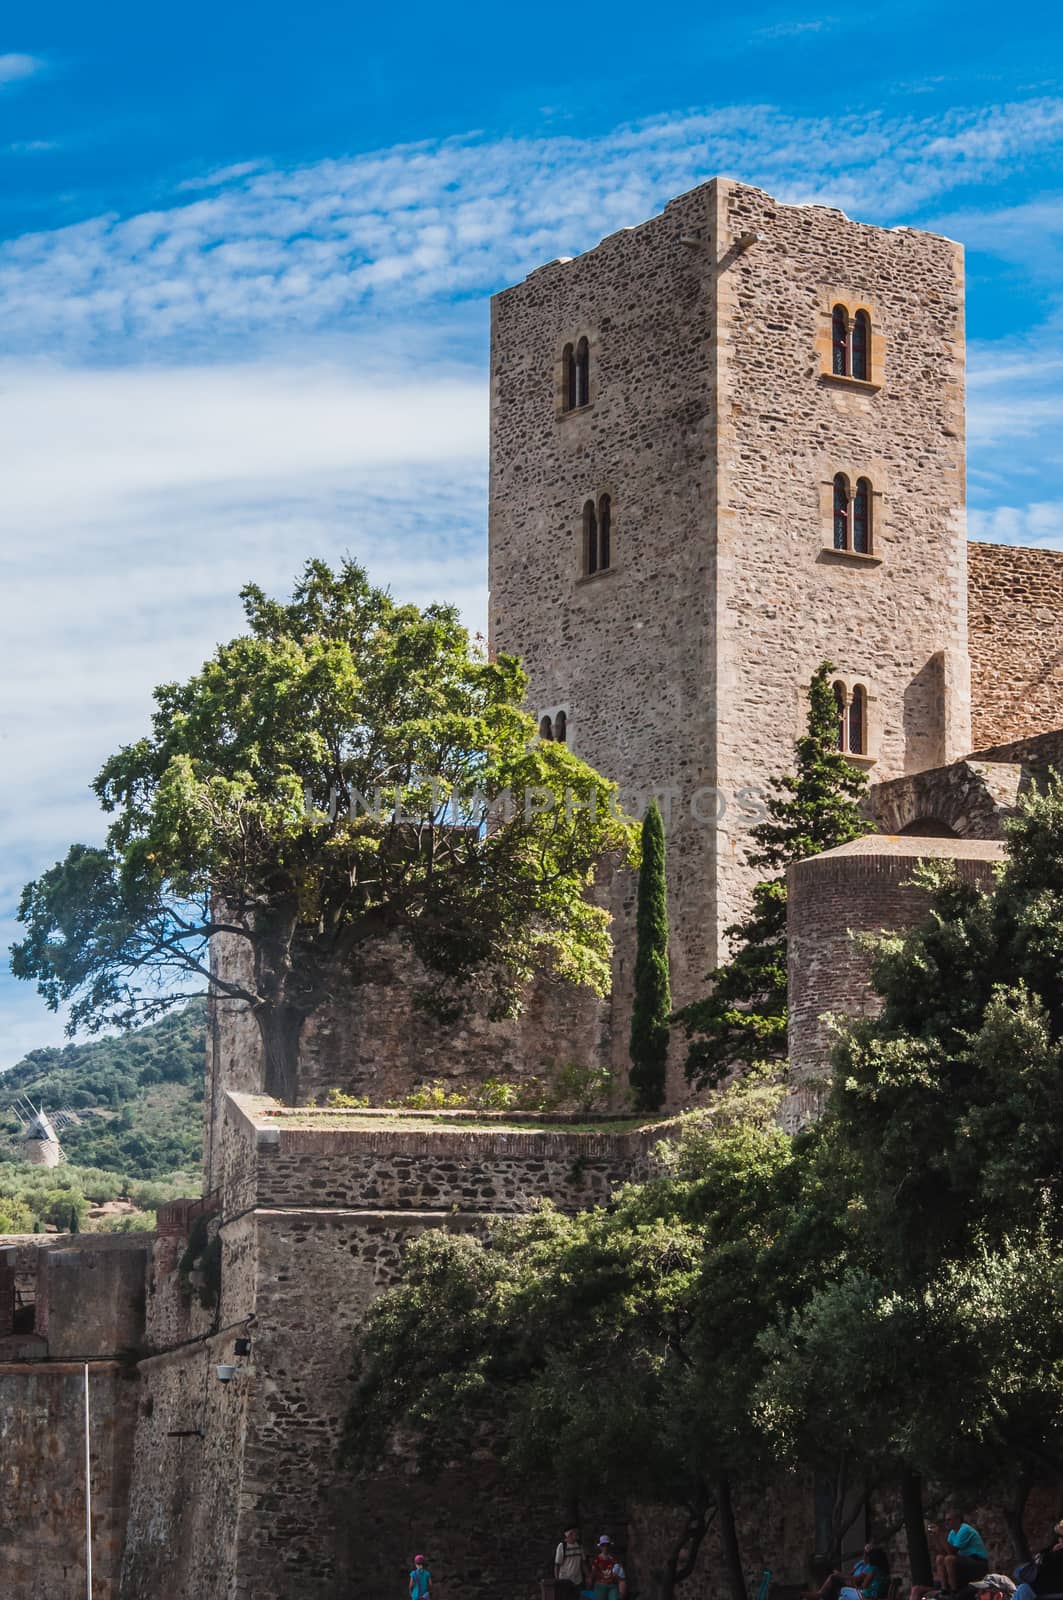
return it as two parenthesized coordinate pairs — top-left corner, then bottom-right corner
(489, 177), (970, 1084)
(787, 837), (1004, 1084)
(715, 181), (970, 944)
(489, 176), (721, 1064)
(204, 934), (611, 1189)
(968, 540), (1063, 749)
(0, 1362), (139, 1600)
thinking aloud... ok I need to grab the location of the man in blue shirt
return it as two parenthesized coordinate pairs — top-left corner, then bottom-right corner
(935, 1510), (989, 1592)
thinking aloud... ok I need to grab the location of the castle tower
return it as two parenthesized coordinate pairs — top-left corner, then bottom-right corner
(488, 177), (971, 1026)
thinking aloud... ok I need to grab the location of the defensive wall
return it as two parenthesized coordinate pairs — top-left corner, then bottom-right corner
(0, 1233), (152, 1600)
(120, 1094), (673, 1600)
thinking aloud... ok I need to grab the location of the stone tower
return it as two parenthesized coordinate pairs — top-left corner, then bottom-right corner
(488, 177), (971, 1024)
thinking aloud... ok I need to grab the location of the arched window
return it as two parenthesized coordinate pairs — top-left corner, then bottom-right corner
(554, 709), (567, 744)
(833, 682), (847, 751)
(852, 311), (870, 381)
(539, 714), (553, 741)
(848, 686), (867, 755)
(574, 337), (590, 408)
(833, 474), (850, 550)
(832, 305), (849, 376)
(597, 494), (611, 571)
(562, 344), (577, 412)
(584, 500), (598, 575)
(852, 477), (871, 554)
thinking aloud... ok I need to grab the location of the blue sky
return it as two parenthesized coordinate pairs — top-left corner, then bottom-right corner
(1, 0), (1062, 1062)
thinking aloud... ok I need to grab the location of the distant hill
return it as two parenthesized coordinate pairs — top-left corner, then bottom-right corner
(0, 1001), (207, 1182)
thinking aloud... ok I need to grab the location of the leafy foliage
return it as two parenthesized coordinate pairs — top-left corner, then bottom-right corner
(675, 662), (870, 1089)
(0, 1002), (205, 1181)
(630, 800), (672, 1111)
(12, 559), (634, 1103)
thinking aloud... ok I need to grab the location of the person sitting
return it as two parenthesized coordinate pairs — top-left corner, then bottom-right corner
(1011, 1520), (1063, 1600)
(805, 1559), (844, 1600)
(841, 1545), (890, 1600)
(859, 1547), (891, 1600)
(923, 1510), (989, 1595)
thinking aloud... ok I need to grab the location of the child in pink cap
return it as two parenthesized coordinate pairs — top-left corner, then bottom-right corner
(409, 1553), (433, 1599)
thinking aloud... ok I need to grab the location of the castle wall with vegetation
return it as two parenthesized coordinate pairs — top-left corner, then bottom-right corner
(117, 1094), (669, 1600)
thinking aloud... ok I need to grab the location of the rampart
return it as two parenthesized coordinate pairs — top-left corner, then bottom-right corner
(120, 1094), (674, 1600)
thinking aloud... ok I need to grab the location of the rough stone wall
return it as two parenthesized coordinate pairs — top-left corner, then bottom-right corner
(119, 1338), (250, 1600)
(968, 540), (1063, 749)
(204, 936), (611, 1188)
(787, 837), (1005, 1083)
(867, 758), (1024, 839)
(488, 177), (970, 1071)
(244, 1115), (666, 1215)
(0, 1361), (139, 1600)
(488, 179), (721, 1064)
(715, 181), (969, 942)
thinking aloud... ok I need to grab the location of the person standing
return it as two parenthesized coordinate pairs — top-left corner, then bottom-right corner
(555, 1527), (588, 1597)
(410, 1553), (433, 1600)
(591, 1536), (625, 1600)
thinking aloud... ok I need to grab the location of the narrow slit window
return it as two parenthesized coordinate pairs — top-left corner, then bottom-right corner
(852, 311), (871, 381)
(598, 494), (611, 571)
(832, 305), (849, 376)
(584, 500), (598, 575)
(833, 474), (850, 550)
(848, 686), (867, 755)
(562, 344), (576, 412)
(834, 682), (847, 750)
(853, 478), (871, 554)
(575, 337), (590, 408)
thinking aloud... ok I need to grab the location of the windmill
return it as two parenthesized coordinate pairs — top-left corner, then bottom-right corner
(10, 1096), (80, 1168)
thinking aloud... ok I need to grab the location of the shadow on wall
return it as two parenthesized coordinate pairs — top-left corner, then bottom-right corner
(903, 655), (947, 773)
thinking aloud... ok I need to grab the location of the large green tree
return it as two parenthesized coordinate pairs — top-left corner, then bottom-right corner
(675, 663), (871, 1089)
(12, 560), (633, 1103)
(629, 798), (671, 1111)
(345, 1080), (816, 1600)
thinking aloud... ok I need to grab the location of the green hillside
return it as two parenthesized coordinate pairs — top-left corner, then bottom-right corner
(0, 1002), (207, 1232)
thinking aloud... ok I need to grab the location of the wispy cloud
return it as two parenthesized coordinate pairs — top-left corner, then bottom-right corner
(176, 160), (268, 192)
(0, 52), (44, 86)
(4, 98), (1063, 359)
(7, 138), (57, 154)
(755, 18), (831, 39)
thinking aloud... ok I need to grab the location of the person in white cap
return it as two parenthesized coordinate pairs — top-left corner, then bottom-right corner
(590, 1537), (626, 1600)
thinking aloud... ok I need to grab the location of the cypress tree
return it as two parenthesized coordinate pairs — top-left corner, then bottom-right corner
(675, 662), (871, 1090)
(629, 799), (671, 1112)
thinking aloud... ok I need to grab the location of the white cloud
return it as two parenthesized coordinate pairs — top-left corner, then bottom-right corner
(0, 52), (44, 86)
(968, 502), (1063, 548)
(176, 160), (268, 192)
(5, 98), (1063, 358)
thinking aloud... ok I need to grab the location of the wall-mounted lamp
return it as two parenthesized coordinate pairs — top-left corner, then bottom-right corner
(216, 1363), (243, 1384)
(233, 1337), (252, 1357)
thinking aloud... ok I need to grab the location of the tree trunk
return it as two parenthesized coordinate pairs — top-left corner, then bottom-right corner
(657, 1501), (712, 1600)
(254, 1000), (308, 1105)
(1003, 1471), (1033, 1564)
(717, 1474), (747, 1600)
(902, 1466), (933, 1587)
